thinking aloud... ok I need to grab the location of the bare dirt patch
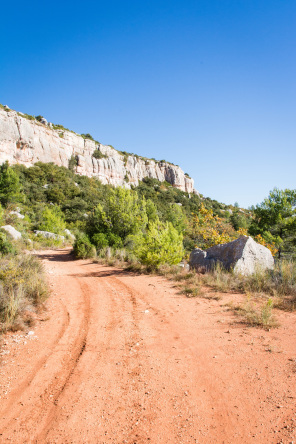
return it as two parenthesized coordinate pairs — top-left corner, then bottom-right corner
(0, 249), (295, 443)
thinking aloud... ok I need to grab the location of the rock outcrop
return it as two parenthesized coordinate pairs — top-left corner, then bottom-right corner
(34, 230), (65, 241)
(0, 108), (195, 193)
(189, 236), (274, 276)
(1, 225), (22, 240)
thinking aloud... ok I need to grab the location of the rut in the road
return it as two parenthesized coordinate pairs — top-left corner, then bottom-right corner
(0, 249), (295, 444)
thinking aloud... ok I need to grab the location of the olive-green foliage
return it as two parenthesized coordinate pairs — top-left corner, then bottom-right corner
(68, 155), (78, 171)
(250, 188), (296, 259)
(136, 177), (202, 223)
(129, 221), (184, 269)
(107, 233), (123, 248)
(230, 210), (249, 231)
(12, 163), (106, 228)
(92, 149), (107, 160)
(0, 204), (4, 224)
(165, 204), (187, 233)
(81, 133), (94, 141)
(87, 187), (148, 242)
(0, 230), (16, 256)
(73, 233), (96, 259)
(7, 161), (262, 262)
(92, 233), (109, 249)
(0, 162), (22, 207)
(9, 162), (250, 257)
(38, 206), (66, 234)
(52, 123), (70, 131)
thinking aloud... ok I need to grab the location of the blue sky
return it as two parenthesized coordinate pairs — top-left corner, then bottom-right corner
(1, 0), (295, 208)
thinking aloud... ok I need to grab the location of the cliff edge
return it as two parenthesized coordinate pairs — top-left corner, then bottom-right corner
(0, 107), (195, 193)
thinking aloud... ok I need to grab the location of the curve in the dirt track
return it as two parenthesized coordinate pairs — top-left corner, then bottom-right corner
(0, 249), (295, 444)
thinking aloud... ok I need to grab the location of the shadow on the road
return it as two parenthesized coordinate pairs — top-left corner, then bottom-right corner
(67, 268), (144, 279)
(36, 249), (75, 262)
(37, 249), (145, 278)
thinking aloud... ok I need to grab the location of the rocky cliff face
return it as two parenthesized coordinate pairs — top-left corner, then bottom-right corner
(0, 108), (195, 193)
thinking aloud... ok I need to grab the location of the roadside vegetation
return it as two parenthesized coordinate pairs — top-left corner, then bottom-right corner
(0, 254), (49, 332)
(0, 156), (295, 331)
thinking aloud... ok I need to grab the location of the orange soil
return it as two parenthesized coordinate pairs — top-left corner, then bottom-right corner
(0, 249), (296, 443)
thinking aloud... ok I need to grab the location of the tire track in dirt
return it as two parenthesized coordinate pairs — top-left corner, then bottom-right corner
(98, 275), (205, 444)
(41, 269), (139, 443)
(1, 250), (296, 443)
(36, 279), (91, 442)
(0, 294), (70, 420)
(0, 255), (91, 442)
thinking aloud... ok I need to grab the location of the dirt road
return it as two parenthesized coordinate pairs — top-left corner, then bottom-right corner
(0, 249), (296, 443)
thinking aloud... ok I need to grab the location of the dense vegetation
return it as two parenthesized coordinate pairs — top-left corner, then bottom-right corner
(0, 158), (295, 330)
(8, 163), (251, 259)
(1, 161), (295, 262)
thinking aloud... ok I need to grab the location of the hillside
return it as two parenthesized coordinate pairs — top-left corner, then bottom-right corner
(0, 105), (194, 193)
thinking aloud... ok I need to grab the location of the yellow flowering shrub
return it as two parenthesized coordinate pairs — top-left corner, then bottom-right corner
(190, 204), (278, 256)
(254, 234), (278, 257)
(191, 203), (238, 249)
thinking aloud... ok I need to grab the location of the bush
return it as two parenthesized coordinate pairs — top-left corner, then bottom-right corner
(0, 254), (49, 332)
(38, 206), (66, 234)
(92, 149), (107, 160)
(87, 188), (148, 241)
(68, 155), (78, 171)
(0, 162), (22, 207)
(81, 133), (94, 141)
(73, 234), (96, 259)
(0, 230), (16, 256)
(130, 221), (184, 269)
(107, 233), (123, 248)
(92, 233), (109, 249)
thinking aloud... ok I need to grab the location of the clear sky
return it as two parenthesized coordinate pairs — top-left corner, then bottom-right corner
(1, 0), (295, 208)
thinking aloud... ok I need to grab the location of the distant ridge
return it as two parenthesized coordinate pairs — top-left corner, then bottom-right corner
(0, 105), (196, 193)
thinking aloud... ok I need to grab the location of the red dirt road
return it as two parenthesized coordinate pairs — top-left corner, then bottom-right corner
(0, 249), (296, 443)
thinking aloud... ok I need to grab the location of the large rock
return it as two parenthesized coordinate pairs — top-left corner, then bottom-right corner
(34, 230), (65, 241)
(9, 210), (25, 219)
(1, 225), (22, 240)
(190, 236), (274, 276)
(63, 229), (75, 240)
(0, 108), (195, 193)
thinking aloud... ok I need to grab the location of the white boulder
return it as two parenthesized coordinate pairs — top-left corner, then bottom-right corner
(34, 230), (65, 241)
(190, 236), (274, 276)
(63, 229), (75, 240)
(1, 225), (22, 240)
(9, 210), (25, 219)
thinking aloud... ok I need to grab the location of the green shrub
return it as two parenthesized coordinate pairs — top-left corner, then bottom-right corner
(73, 234), (96, 259)
(23, 113), (35, 121)
(92, 233), (109, 249)
(107, 233), (123, 248)
(87, 188), (148, 241)
(38, 206), (66, 234)
(92, 149), (107, 160)
(130, 221), (184, 269)
(81, 133), (94, 141)
(68, 155), (78, 171)
(0, 162), (23, 207)
(0, 231), (16, 256)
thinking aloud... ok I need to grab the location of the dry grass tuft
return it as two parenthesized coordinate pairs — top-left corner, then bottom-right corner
(0, 254), (49, 333)
(231, 297), (278, 329)
(91, 247), (296, 326)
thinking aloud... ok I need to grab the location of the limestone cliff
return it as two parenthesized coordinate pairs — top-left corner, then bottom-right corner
(0, 107), (195, 193)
